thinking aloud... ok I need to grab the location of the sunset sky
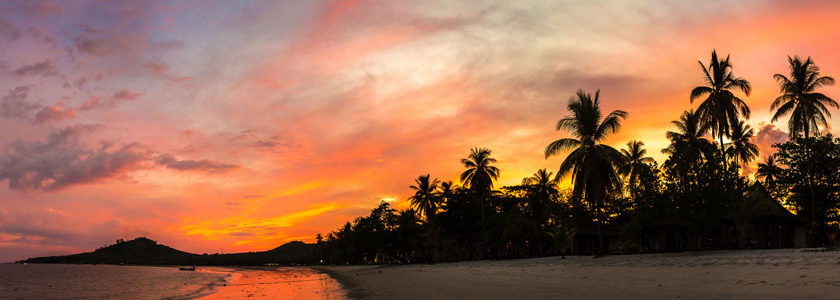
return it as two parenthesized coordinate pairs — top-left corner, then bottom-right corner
(1, 0), (840, 261)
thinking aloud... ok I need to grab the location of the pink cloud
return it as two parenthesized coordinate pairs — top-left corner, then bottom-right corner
(33, 105), (75, 124)
(79, 89), (143, 110)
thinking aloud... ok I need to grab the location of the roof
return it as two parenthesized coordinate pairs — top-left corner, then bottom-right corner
(747, 183), (808, 223)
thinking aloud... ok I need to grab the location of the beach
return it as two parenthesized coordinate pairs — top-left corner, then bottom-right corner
(319, 248), (840, 299)
(198, 267), (346, 299)
(0, 264), (347, 300)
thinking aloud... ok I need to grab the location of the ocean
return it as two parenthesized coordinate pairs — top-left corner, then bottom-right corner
(0, 264), (347, 299)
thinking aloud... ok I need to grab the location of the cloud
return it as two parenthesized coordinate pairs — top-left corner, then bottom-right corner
(0, 18), (20, 41)
(143, 61), (192, 83)
(0, 125), (146, 191)
(1, 86), (40, 119)
(742, 123), (789, 177)
(155, 154), (239, 173)
(12, 60), (60, 77)
(33, 105), (76, 124)
(79, 89), (143, 110)
(143, 61), (170, 76)
(74, 35), (126, 57)
(755, 123), (788, 159)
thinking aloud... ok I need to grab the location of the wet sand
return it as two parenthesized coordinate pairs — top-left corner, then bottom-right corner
(197, 267), (346, 299)
(318, 249), (840, 299)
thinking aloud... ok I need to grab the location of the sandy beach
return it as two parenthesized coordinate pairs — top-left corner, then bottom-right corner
(318, 249), (840, 299)
(197, 267), (346, 299)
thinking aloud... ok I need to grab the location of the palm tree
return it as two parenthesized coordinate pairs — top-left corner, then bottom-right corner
(771, 56), (838, 139)
(460, 147), (499, 255)
(662, 109), (716, 170)
(619, 140), (655, 190)
(726, 120), (759, 171)
(771, 56), (837, 243)
(460, 147), (500, 194)
(438, 181), (455, 207)
(523, 169), (560, 255)
(408, 174), (441, 219)
(523, 169), (560, 224)
(756, 155), (782, 188)
(545, 89), (626, 257)
(690, 50), (752, 171)
(523, 169), (560, 197)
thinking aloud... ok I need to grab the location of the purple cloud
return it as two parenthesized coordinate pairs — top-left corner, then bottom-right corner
(79, 89), (143, 110)
(155, 154), (239, 173)
(12, 60), (60, 77)
(0, 124), (146, 191)
(1, 86), (40, 119)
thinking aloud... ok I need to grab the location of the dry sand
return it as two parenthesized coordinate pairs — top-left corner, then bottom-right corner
(318, 249), (840, 299)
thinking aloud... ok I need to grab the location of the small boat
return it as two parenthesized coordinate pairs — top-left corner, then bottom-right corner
(179, 266), (196, 271)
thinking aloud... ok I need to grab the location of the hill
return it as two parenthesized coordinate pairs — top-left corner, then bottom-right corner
(20, 237), (315, 266)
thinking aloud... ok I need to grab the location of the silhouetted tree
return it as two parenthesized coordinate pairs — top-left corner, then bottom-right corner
(545, 89), (627, 257)
(691, 50), (752, 172)
(662, 109), (716, 175)
(460, 148), (500, 194)
(756, 155), (783, 189)
(460, 147), (499, 257)
(771, 56), (837, 139)
(408, 174), (441, 220)
(771, 56), (838, 243)
(774, 136), (840, 246)
(619, 140), (655, 191)
(727, 120), (759, 170)
(522, 169), (561, 255)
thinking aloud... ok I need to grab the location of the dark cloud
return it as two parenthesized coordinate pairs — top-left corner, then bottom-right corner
(74, 35), (126, 57)
(0, 124), (147, 191)
(79, 89), (143, 110)
(12, 60), (60, 77)
(155, 154), (239, 173)
(33, 105), (76, 124)
(1, 86), (40, 119)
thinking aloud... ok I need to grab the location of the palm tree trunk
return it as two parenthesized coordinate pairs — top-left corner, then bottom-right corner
(804, 129), (817, 246)
(481, 193), (488, 258)
(719, 134), (727, 174)
(596, 205), (605, 257)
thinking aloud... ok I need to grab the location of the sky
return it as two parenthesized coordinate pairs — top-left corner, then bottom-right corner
(1, 0), (840, 261)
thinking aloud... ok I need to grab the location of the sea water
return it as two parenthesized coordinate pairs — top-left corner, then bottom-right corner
(0, 264), (347, 299)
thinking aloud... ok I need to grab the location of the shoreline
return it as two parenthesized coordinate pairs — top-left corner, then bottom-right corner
(316, 248), (840, 300)
(195, 266), (346, 299)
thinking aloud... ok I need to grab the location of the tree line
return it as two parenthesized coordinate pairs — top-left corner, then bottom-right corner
(312, 51), (840, 264)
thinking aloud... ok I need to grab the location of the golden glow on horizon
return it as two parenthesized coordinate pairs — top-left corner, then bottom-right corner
(2, 0), (840, 260)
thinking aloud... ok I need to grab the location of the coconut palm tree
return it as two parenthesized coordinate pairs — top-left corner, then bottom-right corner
(408, 174), (441, 219)
(460, 147), (500, 194)
(438, 181), (455, 207)
(756, 155), (782, 188)
(545, 89), (627, 257)
(662, 109), (716, 170)
(690, 50), (752, 171)
(726, 120), (759, 171)
(523, 169), (560, 198)
(523, 169), (560, 225)
(619, 140), (655, 190)
(460, 147), (499, 257)
(523, 169), (560, 255)
(771, 56), (837, 239)
(771, 56), (838, 139)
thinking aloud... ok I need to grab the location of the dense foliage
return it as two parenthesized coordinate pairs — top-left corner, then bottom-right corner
(313, 52), (840, 264)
